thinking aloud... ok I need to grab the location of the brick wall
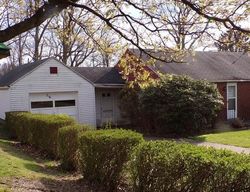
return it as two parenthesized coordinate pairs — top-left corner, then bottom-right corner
(237, 82), (250, 120)
(216, 82), (227, 120)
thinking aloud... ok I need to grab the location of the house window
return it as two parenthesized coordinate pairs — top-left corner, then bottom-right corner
(55, 100), (76, 107)
(31, 101), (53, 109)
(50, 67), (58, 74)
(227, 83), (237, 119)
(102, 93), (111, 97)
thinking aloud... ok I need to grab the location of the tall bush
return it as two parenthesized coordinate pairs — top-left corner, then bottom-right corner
(5, 112), (75, 157)
(5, 111), (27, 138)
(119, 86), (141, 127)
(121, 75), (223, 135)
(132, 141), (250, 192)
(78, 129), (144, 191)
(58, 124), (92, 170)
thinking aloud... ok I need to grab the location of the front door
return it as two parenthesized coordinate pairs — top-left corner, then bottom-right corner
(227, 83), (237, 119)
(101, 92), (114, 125)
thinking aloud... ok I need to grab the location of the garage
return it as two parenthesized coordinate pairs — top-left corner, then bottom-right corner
(29, 92), (78, 120)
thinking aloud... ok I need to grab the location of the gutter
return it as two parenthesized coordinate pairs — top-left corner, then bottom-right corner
(0, 86), (9, 90)
(211, 80), (250, 83)
(94, 84), (125, 88)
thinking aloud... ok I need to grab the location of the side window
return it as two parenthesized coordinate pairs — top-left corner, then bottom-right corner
(102, 92), (111, 97)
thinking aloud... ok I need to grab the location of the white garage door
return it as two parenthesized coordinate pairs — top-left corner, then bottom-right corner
(29, 92), (78, 120)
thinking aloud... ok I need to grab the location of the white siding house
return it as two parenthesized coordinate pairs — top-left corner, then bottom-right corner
(0, 58), (96, 127)
(0, 88), (10, 119)
(0, 58), (126, 127)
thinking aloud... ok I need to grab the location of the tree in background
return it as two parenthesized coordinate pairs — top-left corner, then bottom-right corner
(0, 62), (15, 77)
(158, 1), (209, 50)
(0, 0), (249, 72)
(0, 1), (123, 67)
(215, 30), (250, 52)
(49, 7), (96, 66)
(0, 0), (249, 52)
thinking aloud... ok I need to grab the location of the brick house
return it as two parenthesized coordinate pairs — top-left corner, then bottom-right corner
(125, 49), (250, 121)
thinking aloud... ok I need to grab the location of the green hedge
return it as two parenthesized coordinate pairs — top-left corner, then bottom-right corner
(140, 75), (223, 135)
(78, 129), (144, 191)
(133, 141), (250, 192)
(120, 75), (223, 135)
(5, 111), (27, 138)
(58, 124), (92, 170)
(5, 112), (75, 157)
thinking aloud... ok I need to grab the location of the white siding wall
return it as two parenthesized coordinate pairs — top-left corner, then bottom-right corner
(0, 89), (10, 119)
(9, 59), (96, 127)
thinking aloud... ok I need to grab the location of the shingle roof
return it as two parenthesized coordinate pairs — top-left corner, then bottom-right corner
(129, 49), (250, 82)
(0, 58), (49, 86)
(0, 58), (124, 87)
(3, 49), (248, 87)
(72, 67), (125, 84)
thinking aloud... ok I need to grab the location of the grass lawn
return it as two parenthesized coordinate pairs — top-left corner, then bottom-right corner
(0, 125), (63, 191)
(0, 125), (101, 192)
(0, 138), (60, 179)
(193, 129), (250, 148)
(0, 125), (60, 179)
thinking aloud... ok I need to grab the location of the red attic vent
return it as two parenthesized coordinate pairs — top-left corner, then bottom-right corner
(50, 67), (58, 74)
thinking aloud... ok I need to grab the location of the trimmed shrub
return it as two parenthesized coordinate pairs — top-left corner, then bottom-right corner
(5, 111), (28, 138)
(132, 141), (250, 192)
(58, 124), (92, 170)
(78, 129), (144, 191)
(5, 112), (75, 157)
(139, 75), (223, 135)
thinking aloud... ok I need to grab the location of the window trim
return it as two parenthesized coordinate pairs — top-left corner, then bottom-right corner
(227, 83), (237, 119)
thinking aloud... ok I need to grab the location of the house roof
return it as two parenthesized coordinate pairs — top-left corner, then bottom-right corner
(0, 58), (49, 87)
(129, 49), (250, 82)
(2, 49), (249, 88)
(0, 58), (125, 87)
(72, 67), (125, 85)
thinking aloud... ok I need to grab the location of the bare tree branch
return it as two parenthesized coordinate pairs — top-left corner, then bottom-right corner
(0, 1), (74, 42)
(181, 0), (250, 33)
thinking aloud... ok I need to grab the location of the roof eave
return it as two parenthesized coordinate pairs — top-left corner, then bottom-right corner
(211, 79), (250, 83)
